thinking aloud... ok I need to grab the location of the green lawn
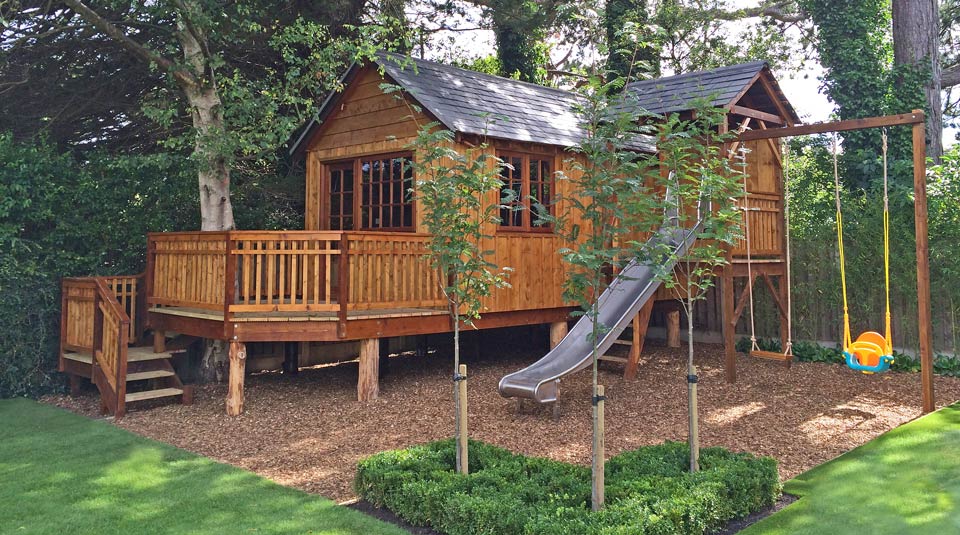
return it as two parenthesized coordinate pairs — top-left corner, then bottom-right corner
(741, 402), (960, 534)
(0, 399), (408, 535)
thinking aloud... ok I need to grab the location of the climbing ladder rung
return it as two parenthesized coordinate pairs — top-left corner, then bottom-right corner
(612, 340), (632, 346)
(599, 355), (629, 364)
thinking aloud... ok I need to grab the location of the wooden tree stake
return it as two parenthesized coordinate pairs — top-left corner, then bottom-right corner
(592, 384), (605, 511)
(226, 340), (246, 416)
(457, 364), (469, 475)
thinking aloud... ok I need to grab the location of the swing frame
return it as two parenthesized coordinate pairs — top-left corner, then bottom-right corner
(731, 109), (935, 414)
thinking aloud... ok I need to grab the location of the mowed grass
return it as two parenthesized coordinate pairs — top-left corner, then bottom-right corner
(742, 402), (960, 534)
(0, 399), (408, 535)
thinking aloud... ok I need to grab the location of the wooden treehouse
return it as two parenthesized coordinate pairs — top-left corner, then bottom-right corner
(60, 53), (798, 417)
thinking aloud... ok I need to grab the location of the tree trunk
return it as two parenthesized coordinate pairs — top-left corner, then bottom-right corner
(893, 0), (942, 161)
(177, 12), (235, 232)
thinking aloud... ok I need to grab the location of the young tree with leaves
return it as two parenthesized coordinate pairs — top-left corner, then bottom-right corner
(557, 79), (660, 510)
(404, 118), (511, 475)
(650, 104), (742, 471)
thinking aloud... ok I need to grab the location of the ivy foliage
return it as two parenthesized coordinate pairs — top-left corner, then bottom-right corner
(489, 0), (550, 84)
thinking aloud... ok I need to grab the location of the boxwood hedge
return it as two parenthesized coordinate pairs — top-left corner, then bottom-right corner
(355, 440), (780, 535)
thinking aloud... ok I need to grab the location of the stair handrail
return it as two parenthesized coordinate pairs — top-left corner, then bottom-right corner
(92, 277), (130, 418)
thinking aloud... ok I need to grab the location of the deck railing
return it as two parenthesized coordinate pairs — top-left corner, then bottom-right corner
(146, 231), (446, 318)
(91, 278), (129, 418)
(61, 275), (144, 354)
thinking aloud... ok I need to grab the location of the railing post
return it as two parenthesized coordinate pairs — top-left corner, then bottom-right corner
(224, 232), (237, 340)
(135, 273), (148, 342)
(145, 234), (155, 312)
(59, 280), (68, 373)
(91, 284), (107, 414)
(338, 234), (349, 339)
(116, 306), (129, 420)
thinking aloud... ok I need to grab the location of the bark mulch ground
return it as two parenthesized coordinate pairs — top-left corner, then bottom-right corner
(45, 339), (960, 505)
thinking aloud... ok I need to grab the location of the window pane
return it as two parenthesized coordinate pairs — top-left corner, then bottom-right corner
(355, 154), (414, 230)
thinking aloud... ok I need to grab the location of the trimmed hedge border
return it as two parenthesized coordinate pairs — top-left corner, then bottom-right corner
(356, 440), (780, 535)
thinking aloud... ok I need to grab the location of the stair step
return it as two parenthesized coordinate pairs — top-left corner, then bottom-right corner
(125, 387), (184, 403)
(127, 347), (173, 362)
(126, 370), (176, 382)
(599, 355), (629, 363)
(63, 351), (93, 364)
(612, 340), (633, 346)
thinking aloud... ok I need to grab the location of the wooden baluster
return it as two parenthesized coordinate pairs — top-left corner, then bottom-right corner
(338, 236), (349, 338)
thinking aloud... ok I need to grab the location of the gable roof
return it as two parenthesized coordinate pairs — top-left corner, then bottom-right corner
(622, 62), (800, 124)
(290, 54), (799, 156)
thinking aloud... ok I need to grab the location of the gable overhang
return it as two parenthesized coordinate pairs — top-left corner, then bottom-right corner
(288, 60), (457, 158)
(724, 67), (800, 127)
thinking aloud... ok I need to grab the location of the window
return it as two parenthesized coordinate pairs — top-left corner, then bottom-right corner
(325, 154), (414, 231)
(498, 152), (554, 231)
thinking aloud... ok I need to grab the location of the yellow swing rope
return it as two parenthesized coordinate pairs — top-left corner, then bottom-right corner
(882, 130), (892, 354)
(833, 135), (853, 351)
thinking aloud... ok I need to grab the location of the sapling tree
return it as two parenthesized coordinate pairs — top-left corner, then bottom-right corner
(648, 103), (742, 472)
(403, 117), (511, 475)
(556, 78), (659, 511)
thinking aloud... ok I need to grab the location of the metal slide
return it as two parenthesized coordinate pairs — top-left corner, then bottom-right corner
(498, 206), (704, 404)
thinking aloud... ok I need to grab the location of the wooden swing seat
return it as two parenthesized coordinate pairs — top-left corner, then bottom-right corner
(749, 349), (793, 366)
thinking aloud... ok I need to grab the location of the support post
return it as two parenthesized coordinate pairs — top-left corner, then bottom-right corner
(283, 342), (299, 375)
(625, 300), (654, 380)
(912, 112), (935, 413)
(721, 266), (737, 383)
(592, 384), (605, 511)
(153, 329), (166, 353)
(549, 321), (568, 349)
(69, 375), (83, 396)
(358, 338), (380, 401)
(457, 364), (468, 475)
(667, 309), (681, 348)
(226, 340), (246, 416)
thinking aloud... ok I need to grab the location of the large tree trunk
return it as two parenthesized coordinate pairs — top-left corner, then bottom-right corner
(177, 10), (235, 232)
(893, 0), (943, 161)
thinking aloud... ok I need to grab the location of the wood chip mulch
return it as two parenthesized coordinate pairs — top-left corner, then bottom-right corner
(44, 339), (960, 504)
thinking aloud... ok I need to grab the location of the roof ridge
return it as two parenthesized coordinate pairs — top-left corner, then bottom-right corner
(376, 51), (579, 99)
(625, 61), (767, 89)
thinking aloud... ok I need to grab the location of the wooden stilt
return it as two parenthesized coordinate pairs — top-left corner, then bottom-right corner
(667, 309), (681, 348)
(549, 321), (568, 349)
(153, 329), (166, 353)
(721, 266), (737, 383)
(226, 340), (246, 416)
(358, 338), (380, 401)
(624, 300), (654, 380)
(283, 342), (299, 375)
(68, 375), (82, 396)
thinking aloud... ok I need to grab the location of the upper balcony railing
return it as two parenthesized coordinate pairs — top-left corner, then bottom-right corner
(146, 231), (447, 320)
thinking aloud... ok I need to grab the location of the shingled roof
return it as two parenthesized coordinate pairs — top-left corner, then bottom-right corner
(290, 53), (798, 156)
(622, 61), (800, 124)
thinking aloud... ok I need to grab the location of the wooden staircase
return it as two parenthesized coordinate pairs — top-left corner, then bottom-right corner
(60, 276), (194, 419)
